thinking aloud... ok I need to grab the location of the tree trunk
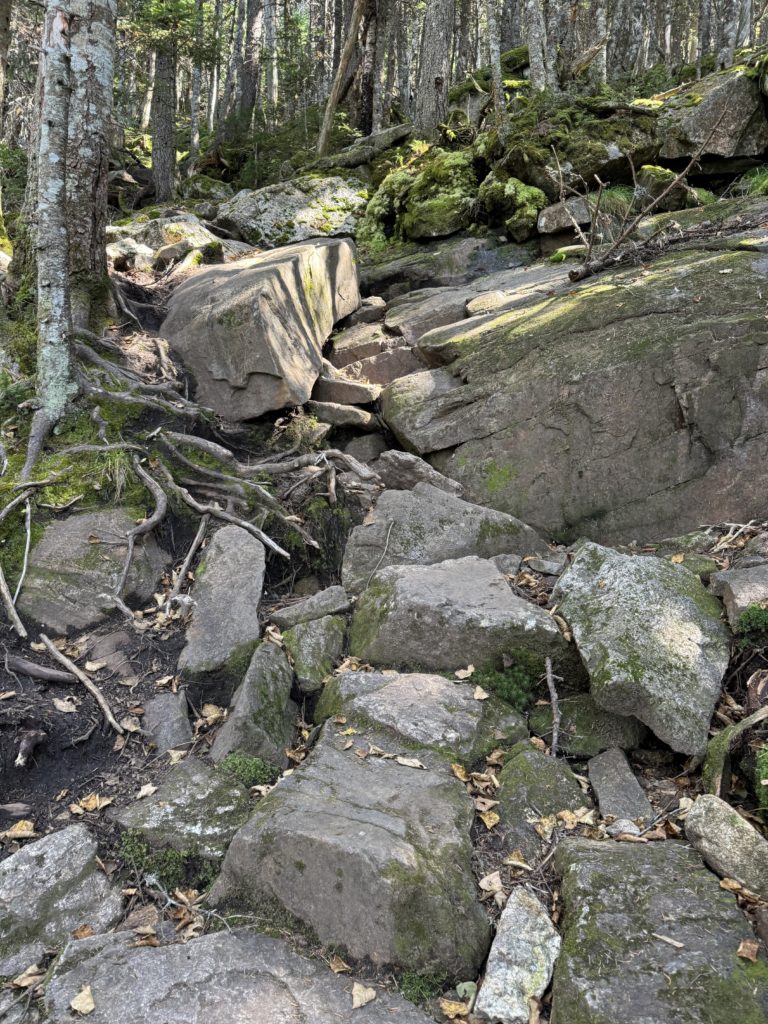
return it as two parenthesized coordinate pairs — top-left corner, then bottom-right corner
(356, 0), (377, 135)
(151, 45), (176, 202)
(240, 0), (264, 120)
(525, 0), (549, 89)
(264, 0), (278, 115)
(318, 0), (365, 155)
(500, 0), (521, 49)
(0, 0), (11, 121)
(486, 0), (508, 142)
(697, 0), (712, 74)
(413, 0), (454, 139)
(140, 50), (155, 132)
(188, 0), (204, 171)
(455, 0), (473, 79)
(208, 0), (223, 130)
(396, 0), (411, 117)
(718, 0), (739, 65)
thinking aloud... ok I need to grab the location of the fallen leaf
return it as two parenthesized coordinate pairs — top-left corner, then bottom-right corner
(504, 850), (532, 871)
(119, 714), (142, 733)
(652, 933), (684, 949)
(136, 783), (157, 800)
(30, 642), (46, 652)
(71, 923), (94, 940)
(329, 955), (351, 973)
(0, 690), (16, 700)
(478, 870), (503, 894)
(0, 819), (37, 842)
(670, 553), (685, 563)
(485, 749), (505, 767)
(451, 763), (470, 783)
(167, 748), (187, 765)
(529, 736), (547, 752)
(474, 796), (499, 812)
(438, 997), (469, 1019)
(53, 697), (78, 714)
(395, 756), (426, 769)
(455, 665), (475, 680)
(473, 685), (490, 701)
(343, 740), (354, 750)
(70, 985), (96, 1016)
(11, 963), (45, 988)
(737, 938), (760, 962)
(478, 809), (500, 830)
(352, 982), (377, 1009)
(85, 660), (107, 672)
(75, 793), (114, 813)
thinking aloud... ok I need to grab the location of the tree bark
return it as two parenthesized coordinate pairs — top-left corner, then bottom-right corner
(413, 0), (454, 139)
(151, 45), (176, 201)
(264, 0), (278, 115)
(140, 50), (155, 132)
(318, 0), (365, 155)
(208, 0), (223, 130)
(486, 0), (508, 141)
(0, 0), (11, 122)
(240, 0), (264, 119)
(525, 0), (549, 89)
(188, 0), (204, 169)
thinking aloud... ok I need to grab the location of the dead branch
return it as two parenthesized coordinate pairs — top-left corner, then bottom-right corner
(0, 488), (35, 527)
(0, 563), (27, 638)
(115, 457), (169, 598)
(5, 653), (75, 683)
(167, 513), (209, 608)
(545, 657), (561, 758)
(39, 634), (124, 735)
(91, 404), (108, 443)
(11, 499), (31, 605)
(82, 380), (204, 420)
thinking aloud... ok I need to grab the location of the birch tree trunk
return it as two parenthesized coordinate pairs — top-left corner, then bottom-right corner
(188, 0), (204, 171)
(151, 45), (176, 201)
(413, 0), (454, 139)
(140, 50), (155, 131)
(486, 0), (508, 142)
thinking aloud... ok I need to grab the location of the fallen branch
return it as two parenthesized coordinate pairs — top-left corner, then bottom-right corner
(702, 705), (768, 795)
(167, 513), (209, 608)
(0, 489), (35, 527)
(12, 499), (31, 605)
(115, 457), (168, 597)
(0, 564), (27, 638)
(39, 634), (124, 735)
(4, 653), (75, 683)
(545, 656), (561, 758)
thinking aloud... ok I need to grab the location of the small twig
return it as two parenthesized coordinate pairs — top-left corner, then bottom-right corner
(115, 457), (168, 598)
(4, 654), (75, 683)
(545, 656), (560, 758)
(12, 500), (32, 605)
(366, 520), (395, 589)
(91, 404), (109, 443)
(39, 634), (124, 735)
(167, 514), (209, 607)
(0, 489), (35, 527)
(64, 719), (99, 749)
(0, 563), (27, 638)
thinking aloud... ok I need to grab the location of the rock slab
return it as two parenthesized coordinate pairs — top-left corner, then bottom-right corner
(684, 793), (768, 900)
(528, 693), (647, 757)
(587, 747), (653, 822)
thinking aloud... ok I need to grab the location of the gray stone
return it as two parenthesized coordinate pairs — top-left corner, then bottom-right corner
(214, 175), (367, 246)
(328, 322), (399, 368)
(537, 197), (591, 234)
(107, 213), (221, 252)
(552, 838), (768, 1024)
(529, 693), (647, 757)
(343, 435), (389, 463)
(87, 631), (137, 687)
(282, 614), (346, 694)
(491, 553), (523, 575)
(385, 287), (469, 344)
(685, 793), (768, 899)
(553, 542), (730, 756)
(17, 509), (169, 634)
(44, 930), (433, 1024)
(709, 564), (768, 630)
(0, 825), (122, 975)
(342, 483), (543, 593)
(114, 757), (250, 860)
(339, 294), (386, 327)
(106, 236), (154, 272)
(475, 887), (561, 1024)
(209, 643), (297, 768)
(181, 173), (234, 202)
(161, 239), (360, 420)
(587, 748), (653, 822)
(496, 742), (592, 864)
(316, 670), (527, 761)
(209, 727), (490, 974)
(142, 691), (192, 753)
(526, 554), (567, 576)
(178, 526), (265, 702)
(271, 585), (352, 629)
(311, 375), (381, 405)
(341, 347), (426, 386)
(305, 400), (378, 430)
(350, 556), (571, 672)
(374, 450), (463, 495)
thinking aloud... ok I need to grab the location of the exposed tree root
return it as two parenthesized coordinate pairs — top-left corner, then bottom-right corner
(114, 456), (169, 598)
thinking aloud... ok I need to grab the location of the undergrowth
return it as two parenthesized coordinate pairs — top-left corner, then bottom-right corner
(119, 829), (218, 892)
(472, 651), (545, 711)
(219, 752), (279, 788)
(398, 969), (449, 1006)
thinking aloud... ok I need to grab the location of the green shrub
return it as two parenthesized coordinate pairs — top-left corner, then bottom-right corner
(472, 651), (544, 711)
(735, 604), (768, 649)
(118, 829), (217, 892)
(756, 744), (768, 813)
(219, 751), (279, 788)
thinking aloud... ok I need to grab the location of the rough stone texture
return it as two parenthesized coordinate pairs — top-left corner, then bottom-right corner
(496, 742), (592, 864)
(87, 631), (137, 687)
(709, 564), (768, 630)
(114, 757), (250, 860)
(374, 450), (463, 495)
(17, 509), (169, 634)
(659, 68), (768, 160)
(305, 400), (378, 430)
(271, 585), (352, 629)
(106, 236), (154, 272)
(339, 294), (386, 327)
(587, 748), (653, 822)
(214, 176), (367, 246)
(315, 670), (527, 761)
(344, 435), (389, 463)
(475, 887), (561, 1024)
(537, 197), (591, 234)
(385, 287), (470, 344)
(328, 322), (399, 368)
(106, 213), (221, 252)
(341, 347), (426, 386)
(684, 794), (768, 900)
(142, 691), (192, 753)
(552, 838), (768, 1024)
(210, 727), (490, 975)
(350, 556), (571, 672)
(44, 930), (433, 1024)
(379, 237), (768, 543)
(342, 483), (544, 593)
(0, 825), (122, 975)
(178, 526), (266, 701)
(282, 615), (346, 694)
(553, 542), (730, 756)
(161, 239), (360, 420)
(311, 375), (381, 405)
(209, 643), (297, 768)
(181, 173), (234, 202)
(528, 694), (647, 757)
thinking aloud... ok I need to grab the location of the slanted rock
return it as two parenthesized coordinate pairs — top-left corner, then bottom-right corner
(374, 450), (462, 495)
(271, 585), (352, 629)
(341, 347), (426, 386)
(316, 670), (527, 761)
(342, 483), (543, 593)
(709, 564), (768, 629)
(553, 838), (768, 1023)
(209, 643), (297, 768)
(343, 435), (389, 463)
(17, 509), (169, 634)
(553, 542), (730, 756)
(115, 757), (250, 860)
(106, 212), (222, 253)
(142, 691), (192, 753)
(528, 693), (647, 757)
(45, 930), (433, 1024)
(339, 294), (386, 327)
(161, 239), (360, 420)
(587, 748), (653, 822)
(328, 322), (399, 368)
(282, 615), (346, 694)
(0, 825), (122, 975)
(210, 727), (490, 975)
(305, 400), (378, 430)
(213, 175), (367, 246)
(684, 794), (768, 900)
(311, 375), (381, 405)
(475, 887), (561, 1024)
(178, 526), (265, 702)
(385, 287), (469, 344)
(106, 236), (154, 272)
(537, 197), (591, 234)
(181, 173), (234, 202)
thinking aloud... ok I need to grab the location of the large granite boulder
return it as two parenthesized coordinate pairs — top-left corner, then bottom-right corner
(528, 693), (647, 757)
(553, 542), (730, 757)
(105, 212), (222, 253)
(342, 483), (544, 593)
(213, 175), (367, 246)
(709, 564), (768, 629)
(161, 238), (360, 420)
(380, 236), (768, 542)
(17, 508), (169, 633)
(552, 838), (768, 1023)
(685, 794), (768, 900)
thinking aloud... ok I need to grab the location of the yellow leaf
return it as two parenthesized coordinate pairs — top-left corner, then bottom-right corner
(70, 985), (96, 1016)
(504, 850), (532, 871)
(670, 553), (685, 564)
(71, 924), (94, 940)
(478, 870), (503, 893)
(478, 810), (500, 830)
(167, 748), (187, 765)
(395, 756), (426, 769)
(737, 938), (760, 962)
(329, 955), (352, 973)
(451, 763), (470, 782)
(11, 963), (45, 988)
(529, 736), (547, 752)
(85, 660), (107, 672)
(0, 819), (37, 842)
(438, 997), (469, 1019)
(473, 686), (490, 701)
(351, 982), (377, 1008)
(137, 784), (157, 800)
(78, 793), (114, 813)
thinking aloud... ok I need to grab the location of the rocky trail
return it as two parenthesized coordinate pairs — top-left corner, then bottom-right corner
(5, 67), (768, 1020)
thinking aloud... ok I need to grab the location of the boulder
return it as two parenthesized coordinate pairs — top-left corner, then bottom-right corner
(177, 526), (265, 702)
(44, 930), (433, 1024)
(328, 322), (400, 368)
(106, 213), (222, 254)
(709, 564), (768, 630)
(338, 294), (386, 327)
(161, 239), (360, 420)
(210, 727), (490, 975)
(142, 691), (192, 753)
(537, 197), (591, 234)
(17, 509), (169, 634)
(213, 175), (367, 246)
(349, 556), (571, 672)
(0, 825), (123, 975)
(181, 173), (234, 202)
(282, 614), (346, 694)
(342, 483), (544, 593)
(310, 375), (381, 405)
(209, 643), (297, 768)
(684, 794), (768, 899)
(270, 585), (352, 629)
(341, 347), (426, 386)
(343, 435), (389, 463)
(305, 400), (378, 430)
(384, 287), (470, 344)
(374, 450), (462, 495)
(106, 236), (154, 272)
(528, 693), (647, 757)
(315, 670), (527, 761)
(475, 888), (561, 1024)
(553, 542), (730, 756)
(587, 747), (653, 822)
(379, 238), (768, 542)
(552, 838), (768, 1023)
(114, 757), (250, 860)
